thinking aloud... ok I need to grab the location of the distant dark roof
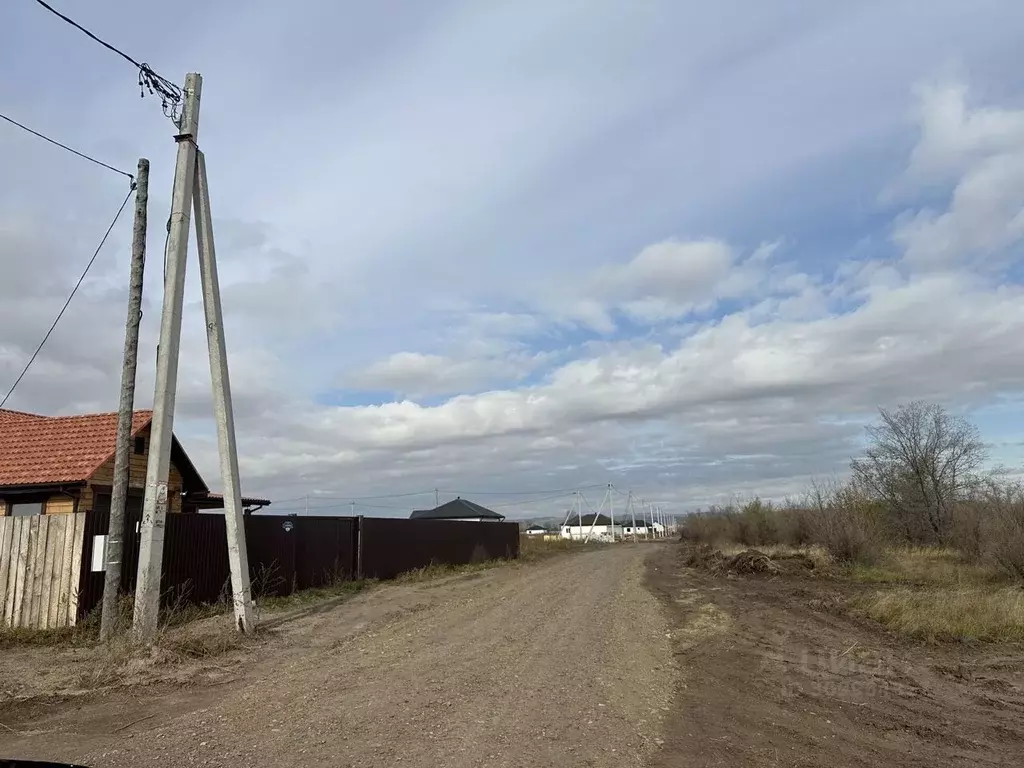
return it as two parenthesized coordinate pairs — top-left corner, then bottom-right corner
(410, 498), (505, 521)
(525, 524), (548, 531)
(564, 513), (612, 527)
(191, 491), (272, 509)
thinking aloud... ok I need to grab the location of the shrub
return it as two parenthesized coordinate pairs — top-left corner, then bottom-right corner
(779, 505), (816, 547)
(808, 480), (889, 565)
(982, 484), (1024, 580)
(679, 506), (737, 545)
(737, 498), (779, 546)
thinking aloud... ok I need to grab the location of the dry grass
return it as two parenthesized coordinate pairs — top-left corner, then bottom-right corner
(688, 543), (1022, 644)
(853, 587), (1024, 643)
(847, 548), (1023, 643)
(845, 547), (1006, 587)
(256, 579), (372, 611)
(393, 559), (505, 583)
(519, 535), (603, 561)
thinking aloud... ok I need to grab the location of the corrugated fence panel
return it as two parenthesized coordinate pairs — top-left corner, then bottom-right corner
(294, 517), (358, 588)
(0, 514), (85, 629)
(163, 513), (231, 606)
(359, 518), (520, 580)
(65, 513), (517, 621)
(244, 515), (297, 598)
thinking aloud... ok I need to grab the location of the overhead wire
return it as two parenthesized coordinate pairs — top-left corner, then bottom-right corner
(438, 483), (606, 497)
(488, 491), (579, 508)
(29, 0), (182, 122)
(0, 187), (136, 409)
(271, 489), (436, 504)
(0, 112), (135, 183)
(267, 489), (583, 514)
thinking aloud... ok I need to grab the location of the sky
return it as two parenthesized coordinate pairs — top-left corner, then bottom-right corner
(2, 0), (1024, 520)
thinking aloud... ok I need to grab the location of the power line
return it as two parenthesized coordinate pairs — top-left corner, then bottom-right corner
(272, 489), (436, 504)
(29, 0), (182, 121)
(0, 112), (135, 182)
(489, 491), (578, 508)
(0, 187), (135, 409)
(438, 483), (606, 497)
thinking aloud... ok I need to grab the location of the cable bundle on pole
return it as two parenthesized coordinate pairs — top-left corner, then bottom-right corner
(30, 0), (182, 122)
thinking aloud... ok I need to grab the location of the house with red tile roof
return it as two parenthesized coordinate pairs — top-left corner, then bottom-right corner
(0, 408), (270, 518)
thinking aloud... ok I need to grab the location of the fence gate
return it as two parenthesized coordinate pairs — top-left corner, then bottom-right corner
(0, 514), (86, 629)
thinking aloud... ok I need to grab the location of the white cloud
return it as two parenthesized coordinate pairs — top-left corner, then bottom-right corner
(345, 349), (552, 399)
(891, 82), (1024, 269)
(895, 151), (1024, 268)
(5, 2), (1024, 514)
(894, 82), (1024, 194)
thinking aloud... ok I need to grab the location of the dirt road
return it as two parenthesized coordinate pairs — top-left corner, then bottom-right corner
(1, 546), (675, 767)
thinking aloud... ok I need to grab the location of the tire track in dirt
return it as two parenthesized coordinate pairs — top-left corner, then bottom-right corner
(2, 546), (675, 768)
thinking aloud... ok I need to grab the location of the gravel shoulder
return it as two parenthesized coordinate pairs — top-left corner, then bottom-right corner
(1, 546), (675, 767)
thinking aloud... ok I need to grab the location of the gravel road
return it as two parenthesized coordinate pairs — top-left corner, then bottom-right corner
(2, 546), (675, 767)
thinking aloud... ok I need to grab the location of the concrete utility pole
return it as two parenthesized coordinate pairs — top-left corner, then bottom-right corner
(583, 488), (609, 543)
(608, 484), (614, 542)
(100, 158), (149, 642)
(629, 491), (638, 543)
(194, 149), (253, 632)
(134, 73), (254, 641)
(134, 74), (202, 641)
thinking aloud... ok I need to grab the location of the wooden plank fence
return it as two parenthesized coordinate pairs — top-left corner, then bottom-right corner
(0, 514), (86, 629)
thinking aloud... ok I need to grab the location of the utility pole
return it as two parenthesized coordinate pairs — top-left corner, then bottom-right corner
(100, 158), (148, 642)
(134, 74), (202, 642)
(435, 488), (439, 507)
(134, 73), (254, 641)
(629, 491), (638, 543)
(608, 484), (614, 542)
(194, 148), (253, 633)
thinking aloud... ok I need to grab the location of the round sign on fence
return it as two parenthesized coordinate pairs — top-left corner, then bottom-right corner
(282, 520), (294, 532)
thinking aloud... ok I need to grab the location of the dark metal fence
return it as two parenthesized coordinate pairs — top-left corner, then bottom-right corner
(359, 518), (520, 580)
(76, 513), (517, 619)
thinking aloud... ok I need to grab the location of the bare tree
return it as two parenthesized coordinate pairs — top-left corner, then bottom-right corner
(851, 401), (987, 544)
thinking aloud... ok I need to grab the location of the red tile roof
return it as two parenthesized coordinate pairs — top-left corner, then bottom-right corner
(0, 409), (153, 488)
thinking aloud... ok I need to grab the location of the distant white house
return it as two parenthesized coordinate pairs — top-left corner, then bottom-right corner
(524, 524), (549, 536)
(622, 522), (650, 537)
(561, 514), (624, 541)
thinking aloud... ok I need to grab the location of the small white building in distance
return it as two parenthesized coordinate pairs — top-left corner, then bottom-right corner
(524, 524), (549, 536)
(622, 522), (650, 537)
(561, 513), (623, 541)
